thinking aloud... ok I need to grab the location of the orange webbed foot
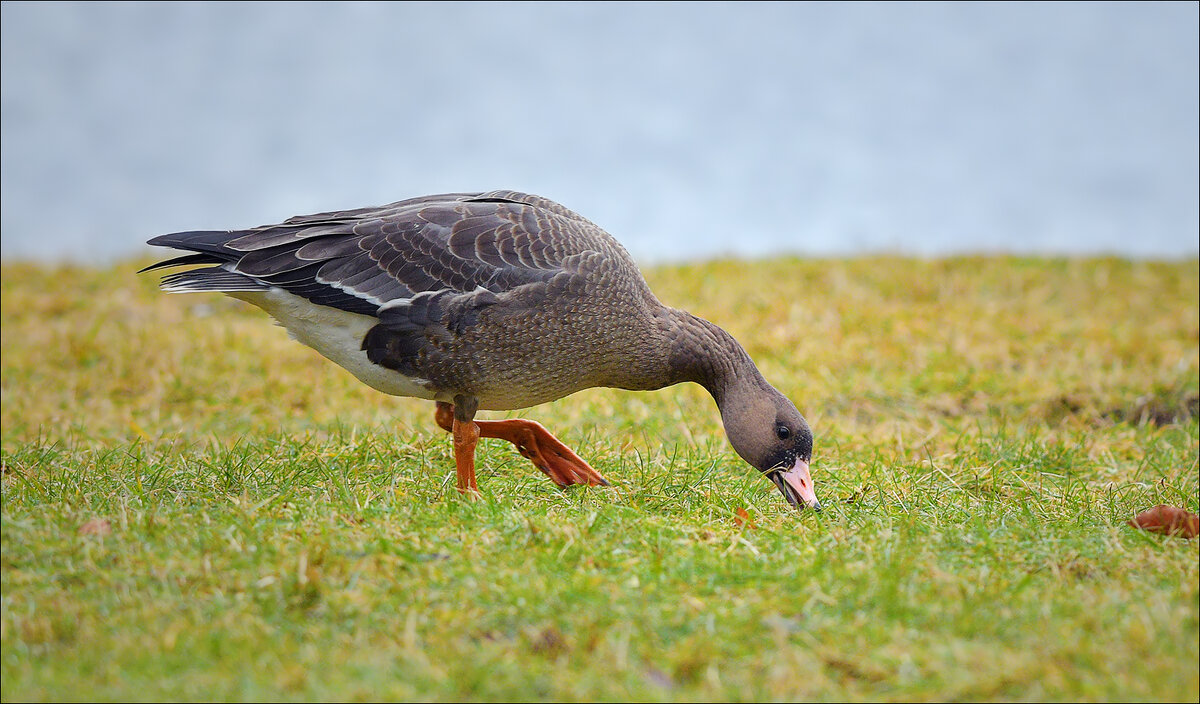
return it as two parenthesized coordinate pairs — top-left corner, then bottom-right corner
(482, 418), (610, 488)
(434, 402), (609, 488)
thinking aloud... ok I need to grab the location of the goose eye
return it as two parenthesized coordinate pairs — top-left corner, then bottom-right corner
(776, 425), (790, 440)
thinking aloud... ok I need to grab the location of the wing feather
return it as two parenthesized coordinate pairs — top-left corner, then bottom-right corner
(143, 191), (641, 319)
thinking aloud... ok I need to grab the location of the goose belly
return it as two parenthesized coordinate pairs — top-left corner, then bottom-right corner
(228, 289), (445, 401)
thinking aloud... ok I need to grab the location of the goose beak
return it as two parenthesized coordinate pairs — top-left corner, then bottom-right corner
(769, 457), (821, 511)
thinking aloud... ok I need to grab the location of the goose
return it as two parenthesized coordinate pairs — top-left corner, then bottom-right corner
(142, 190), (820, 509)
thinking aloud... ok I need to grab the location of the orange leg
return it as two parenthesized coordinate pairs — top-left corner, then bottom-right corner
(440, 397), (481, 495)
(435, 402), (609, 488)
(452, 415), (481, 494)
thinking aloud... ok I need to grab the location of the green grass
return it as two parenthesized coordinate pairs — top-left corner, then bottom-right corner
(2, 256), (1197, 701)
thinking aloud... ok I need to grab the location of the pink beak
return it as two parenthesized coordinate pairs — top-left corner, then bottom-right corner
(770, 457), (821, 510)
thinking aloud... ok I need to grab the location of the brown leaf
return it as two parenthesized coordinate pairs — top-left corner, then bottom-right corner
(529, 626), (568, 656)
(734, 507), (757, 529)
(1128, 505), (1199, 539)
(78, 518), (111, 536)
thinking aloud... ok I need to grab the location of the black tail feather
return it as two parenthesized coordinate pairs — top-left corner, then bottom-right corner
(137, 252), (223, 274)
(146, 230), (243, 258)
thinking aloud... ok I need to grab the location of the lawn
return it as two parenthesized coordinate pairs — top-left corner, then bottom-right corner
(2, 256), (1197, 701)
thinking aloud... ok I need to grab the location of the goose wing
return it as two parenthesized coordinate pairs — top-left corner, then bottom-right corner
(144, 190), (636, 318)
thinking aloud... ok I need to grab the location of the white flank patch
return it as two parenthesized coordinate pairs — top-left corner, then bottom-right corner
(226, 288), (446, 401)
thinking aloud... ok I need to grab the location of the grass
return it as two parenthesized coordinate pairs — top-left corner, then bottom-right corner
(2, 255), (1197, 701)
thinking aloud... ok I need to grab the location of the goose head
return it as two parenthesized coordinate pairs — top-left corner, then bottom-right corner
(720, 381), (819, 510)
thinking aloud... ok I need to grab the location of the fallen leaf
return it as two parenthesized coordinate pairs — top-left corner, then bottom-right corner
(528, 625), (568, 656)
(78, 518), (111, 536)
(1128, 505), (1199, 539)
(734, 507), (757, 529)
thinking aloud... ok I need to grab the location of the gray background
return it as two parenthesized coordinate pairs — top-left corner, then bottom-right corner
(2, 2), (1197, 263)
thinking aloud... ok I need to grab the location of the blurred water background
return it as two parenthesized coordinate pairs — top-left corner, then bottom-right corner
(2, 2), (1197, 264)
